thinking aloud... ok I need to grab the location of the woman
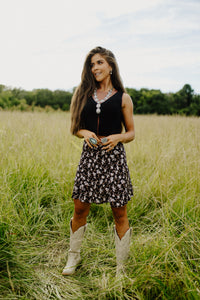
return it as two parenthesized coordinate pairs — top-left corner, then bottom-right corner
(62, 46), (135, 276)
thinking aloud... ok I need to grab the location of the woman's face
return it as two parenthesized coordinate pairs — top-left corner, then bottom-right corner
(90, 53), (112, 82)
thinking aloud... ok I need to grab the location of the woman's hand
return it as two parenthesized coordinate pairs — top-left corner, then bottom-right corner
(102, 134), (121, 152)
(77, 129), (101, 148)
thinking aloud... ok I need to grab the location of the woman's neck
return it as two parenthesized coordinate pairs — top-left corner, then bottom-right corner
(98, 78), (113, 92)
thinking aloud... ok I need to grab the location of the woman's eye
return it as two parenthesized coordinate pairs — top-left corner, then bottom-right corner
(90, 60), (103, 68)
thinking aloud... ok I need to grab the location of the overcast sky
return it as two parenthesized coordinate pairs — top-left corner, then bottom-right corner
(0, 0), (200, 93)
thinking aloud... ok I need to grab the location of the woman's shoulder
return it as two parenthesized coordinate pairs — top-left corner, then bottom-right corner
(122, 92), (133, 108)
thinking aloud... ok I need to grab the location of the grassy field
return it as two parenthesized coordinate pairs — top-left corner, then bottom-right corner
(0, 111), (199, 299)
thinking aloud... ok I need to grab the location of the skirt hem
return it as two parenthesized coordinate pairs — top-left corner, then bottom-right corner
(72, 193), (133, 208)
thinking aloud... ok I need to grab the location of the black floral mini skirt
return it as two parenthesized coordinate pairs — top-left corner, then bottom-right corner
(72, 141), (133, 207)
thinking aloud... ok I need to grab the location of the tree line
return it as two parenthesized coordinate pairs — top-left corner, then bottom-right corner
(0, 83), (199, 116)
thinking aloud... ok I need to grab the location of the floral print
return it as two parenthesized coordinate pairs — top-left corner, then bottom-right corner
(72, 141), (133, 207)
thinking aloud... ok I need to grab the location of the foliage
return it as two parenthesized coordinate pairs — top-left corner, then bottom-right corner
(0, 85), (72, 112)
(0, 83), (200, 116)
(0, 112), (199, 299)
(127, 84), (200, 116)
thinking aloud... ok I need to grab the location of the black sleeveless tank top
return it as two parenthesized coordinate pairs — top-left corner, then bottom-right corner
(81, 91), (124, 136)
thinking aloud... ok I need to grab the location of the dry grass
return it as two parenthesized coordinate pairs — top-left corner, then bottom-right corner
(0, 111), (199, 299)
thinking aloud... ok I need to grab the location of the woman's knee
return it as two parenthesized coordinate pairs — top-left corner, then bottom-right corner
(74, 199), (90, 218)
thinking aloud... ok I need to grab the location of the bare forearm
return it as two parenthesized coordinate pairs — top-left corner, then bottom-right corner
(117, 130), (135, 144)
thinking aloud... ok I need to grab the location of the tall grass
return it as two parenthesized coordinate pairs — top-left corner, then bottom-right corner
(0, 111), (199, 299)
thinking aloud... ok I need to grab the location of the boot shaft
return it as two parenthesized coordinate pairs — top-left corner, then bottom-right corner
(114, 226), (132, 264)
(69, 219), (87, 252)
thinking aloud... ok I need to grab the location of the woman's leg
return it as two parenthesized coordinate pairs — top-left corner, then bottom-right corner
(111, 205), (129, 239)
(72, 199), (91, 232)
(62, 199), (90, 275)
(111, 204), (132, 275)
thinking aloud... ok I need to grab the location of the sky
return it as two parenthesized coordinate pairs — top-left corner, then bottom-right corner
(0, 0), (200, 94)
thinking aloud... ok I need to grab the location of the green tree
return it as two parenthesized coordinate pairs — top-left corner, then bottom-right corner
(179, 84), (194, 107)
(34, 89), (53, 108)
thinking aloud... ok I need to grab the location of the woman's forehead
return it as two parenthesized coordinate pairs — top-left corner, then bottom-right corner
(91, 53), (105, 63)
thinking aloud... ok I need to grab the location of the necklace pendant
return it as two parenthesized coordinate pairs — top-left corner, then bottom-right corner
(94, 87), (113, 114)
(96, 103), (101, 114)
(96, 108), (101, 114)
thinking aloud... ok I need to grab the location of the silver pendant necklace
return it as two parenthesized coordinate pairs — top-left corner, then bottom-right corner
(93, 88), (113, 114)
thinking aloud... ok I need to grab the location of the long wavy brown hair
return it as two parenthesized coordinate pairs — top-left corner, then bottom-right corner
(70, 46), (126, 135)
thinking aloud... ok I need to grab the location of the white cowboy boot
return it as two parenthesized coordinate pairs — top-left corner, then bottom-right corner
(114, 226), (132, 276)
(62, 219), (87, 275)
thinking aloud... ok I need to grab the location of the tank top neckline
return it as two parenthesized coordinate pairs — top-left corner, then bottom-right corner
(91, 90), (120, 105)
